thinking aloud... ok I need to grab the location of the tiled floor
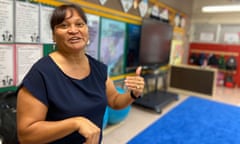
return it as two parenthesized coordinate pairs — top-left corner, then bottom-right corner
(102, 86), (240, 144)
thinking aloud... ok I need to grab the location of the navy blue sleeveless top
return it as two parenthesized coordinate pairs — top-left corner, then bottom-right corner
(20, 54), (108, 143)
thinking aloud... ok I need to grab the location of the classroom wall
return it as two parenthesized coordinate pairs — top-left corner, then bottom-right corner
(158, 0), (193, 16)
(192, 0), (240, 24)
(0, 0), (189, 92)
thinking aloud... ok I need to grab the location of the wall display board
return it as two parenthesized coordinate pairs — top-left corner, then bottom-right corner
(15, 1), (39, 43)
(16, 44), (42, 85)
(40, 5), (54, 43)
(126, 23), (141, 69)
(99, 18), (126, 76)
(0, 0), (14, 43)
(0, 44), (14, 88)
(86, 13), (100, 60)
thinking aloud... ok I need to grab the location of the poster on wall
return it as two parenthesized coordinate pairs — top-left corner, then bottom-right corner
(0, 44), (14, 87)
(0, 0), (14, 43)
(15, 1), (39, 43)
(16, 44), (43, 85)
(169, 40), (184, 65)
(86, 14), (100, 60)
(223, 33), (239, 43)
(126, 23), (141, 69)
(99, 18), (126, 76)
(40, 5), (54, 43)
(200, 32), (214, 42)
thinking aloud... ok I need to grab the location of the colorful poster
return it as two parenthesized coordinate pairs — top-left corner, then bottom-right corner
(0, 44), (14, 87)
(40, 5), (54, 43)
(15, 1), (39, 43)
(0, 0), (14, 42)
(86, 14), (100, 60)
(169, 40), (183, 65)
(99, 18), (126, 76)
(16, 44), (43, 85)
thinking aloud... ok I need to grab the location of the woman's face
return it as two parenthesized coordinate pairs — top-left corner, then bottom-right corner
(53, 9), (89, 53)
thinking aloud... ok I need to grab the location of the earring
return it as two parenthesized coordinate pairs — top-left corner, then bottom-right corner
(87, 40), (90, 45)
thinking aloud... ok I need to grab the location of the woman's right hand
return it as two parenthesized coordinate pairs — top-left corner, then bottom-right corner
(74, 117), (100, 144)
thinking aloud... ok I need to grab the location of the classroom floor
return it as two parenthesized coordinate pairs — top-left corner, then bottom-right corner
(102, 86), (240, 144)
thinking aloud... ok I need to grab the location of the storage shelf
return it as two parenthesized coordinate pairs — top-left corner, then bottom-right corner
(190, 49), (239, 56)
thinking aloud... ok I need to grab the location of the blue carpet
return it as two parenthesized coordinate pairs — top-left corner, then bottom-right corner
(127, 96), (240, 144)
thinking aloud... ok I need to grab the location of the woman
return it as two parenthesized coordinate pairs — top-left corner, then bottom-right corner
(17, 4), (144, 144)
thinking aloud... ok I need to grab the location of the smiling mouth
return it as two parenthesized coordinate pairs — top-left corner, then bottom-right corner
(69, 37), (82, 43)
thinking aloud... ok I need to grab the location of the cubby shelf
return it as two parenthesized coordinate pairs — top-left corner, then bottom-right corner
(190, 49), (239, 57)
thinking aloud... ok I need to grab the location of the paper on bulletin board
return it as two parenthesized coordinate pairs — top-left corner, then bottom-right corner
(15, 1), (39, 43)
(40, 5), (54, 43)
(0, 0), (14, 43)
(0, 44), (14, 87)
(169, 40), (184, 65)
(86, 13), (100, 60)
(16, 44), (43, 85)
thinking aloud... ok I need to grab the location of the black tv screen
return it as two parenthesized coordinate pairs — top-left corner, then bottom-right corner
(139, 18), (173, 69)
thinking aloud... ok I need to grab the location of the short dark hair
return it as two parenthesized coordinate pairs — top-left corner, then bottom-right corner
(50, 4), (88, 31)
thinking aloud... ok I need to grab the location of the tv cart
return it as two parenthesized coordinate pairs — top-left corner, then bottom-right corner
(133, 69), (178, 113)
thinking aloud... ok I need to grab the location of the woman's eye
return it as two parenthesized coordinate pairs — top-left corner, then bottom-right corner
(76, 23), (85, 28)
(57, 23), (68, 28)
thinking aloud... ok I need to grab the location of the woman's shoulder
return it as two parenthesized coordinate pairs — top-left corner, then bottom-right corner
(86, 54), (107, 68)
(31, 56), (54, 71)
(86, 54), (108, 76)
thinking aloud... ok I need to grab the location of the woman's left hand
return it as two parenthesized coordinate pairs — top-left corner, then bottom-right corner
(124, 66), (145, 98)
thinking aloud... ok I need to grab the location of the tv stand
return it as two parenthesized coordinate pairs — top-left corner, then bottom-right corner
(133, 69), (178, 113)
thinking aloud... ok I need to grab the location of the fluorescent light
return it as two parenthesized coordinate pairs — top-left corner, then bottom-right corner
(202, 5), (240, 13)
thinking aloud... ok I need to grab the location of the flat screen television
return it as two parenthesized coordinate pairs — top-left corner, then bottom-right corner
(139, 18), (173, 70)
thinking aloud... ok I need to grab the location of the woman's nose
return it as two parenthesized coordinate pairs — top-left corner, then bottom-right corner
(68, 25), (79, 33)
